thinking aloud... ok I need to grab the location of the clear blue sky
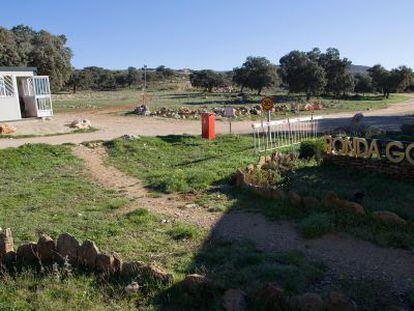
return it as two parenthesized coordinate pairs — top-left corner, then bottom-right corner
(1, 0), (413, 70)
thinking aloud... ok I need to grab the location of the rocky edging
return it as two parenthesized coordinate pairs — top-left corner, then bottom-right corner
(0, 230), (172, 286)
(235, 167), (408, 226)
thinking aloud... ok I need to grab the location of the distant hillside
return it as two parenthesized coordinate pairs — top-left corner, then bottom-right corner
(350, 64), (370, 74)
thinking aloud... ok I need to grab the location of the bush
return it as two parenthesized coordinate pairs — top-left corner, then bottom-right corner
(168, 224), (198, 240)
(298, 212), (335, 238)
(299, 139), (326, 160)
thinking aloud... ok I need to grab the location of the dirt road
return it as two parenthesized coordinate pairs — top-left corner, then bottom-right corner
(1, 95), (413, 149)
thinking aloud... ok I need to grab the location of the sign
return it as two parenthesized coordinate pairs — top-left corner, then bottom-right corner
(224, 106), (236, 118)
(261, 97), (274, 111)
(325, 136), (414, 165)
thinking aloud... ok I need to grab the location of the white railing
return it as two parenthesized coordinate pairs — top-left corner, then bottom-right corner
(252, 115), (322, 153)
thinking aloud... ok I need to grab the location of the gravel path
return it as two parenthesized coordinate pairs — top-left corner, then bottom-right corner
(1, 95), (413, 149)
(72, 145), (414, 299)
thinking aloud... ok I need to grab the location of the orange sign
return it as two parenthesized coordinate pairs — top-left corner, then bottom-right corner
(261, 97), (274, 111)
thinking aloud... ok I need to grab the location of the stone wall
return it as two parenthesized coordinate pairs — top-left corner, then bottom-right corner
(323, 154), (414, 180)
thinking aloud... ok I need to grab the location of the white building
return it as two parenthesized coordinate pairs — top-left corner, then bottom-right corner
(0, 67), (53, 122)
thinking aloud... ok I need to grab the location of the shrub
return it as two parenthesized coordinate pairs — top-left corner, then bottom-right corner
(298, 212), (335, 238)
(299, 139), (326, 160)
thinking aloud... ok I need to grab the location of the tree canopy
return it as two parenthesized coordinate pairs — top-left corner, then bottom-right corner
(0, 25), (72, 90)
(232, 57), (278, 95)
(189, 70), (226, 92)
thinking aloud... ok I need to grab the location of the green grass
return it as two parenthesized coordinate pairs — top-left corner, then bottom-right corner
(52, 88), (409, 120)
(105, 134), (414, 250)
(105, 135), (257, 193)
(0, 144), (326, 309)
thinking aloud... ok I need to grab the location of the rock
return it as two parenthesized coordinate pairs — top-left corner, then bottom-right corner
(121, 134), (140, 140)
(325, 191), (339, 207)
(0, 228), (14, 259)
(288, 191), (302, 207)
(70, 119), (91, 129)
(181, 274), (219, 294)
(96, 253), (116, 274)
(252, 283), (288, 309)
(326, 291), (357, 311)
(222, 289), (247, 311)
(121, 260), (147, 278)
(17, 243), (38, 263)
(112, 252), (122, 274)
(78, 240), (100, 269)
(246, 164), (255, 173)
(57, 233), (80, 264)
(125, 282), (140, 296)
(336, 200), (365, 215)
(303, 196), (319, 209)
(143, 263), (173, 284)
(290, 293), (324, 311)
(235, 169), (246, 187)
(372, 211), (407, 225)
(37, 233), (57, 264)
(270, 189), (287, 200)
(134, 105), (151, 116)
(0, 123), (16, 134)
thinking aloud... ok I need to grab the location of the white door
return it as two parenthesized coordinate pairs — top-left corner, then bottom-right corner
(33, 76), (53, 117)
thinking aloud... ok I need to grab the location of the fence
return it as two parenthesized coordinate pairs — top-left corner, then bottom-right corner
(252, 115), (323, 153)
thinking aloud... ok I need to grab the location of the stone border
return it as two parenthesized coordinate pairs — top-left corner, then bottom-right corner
(0, 230), (172, 284)
(235, 167), (408, 225)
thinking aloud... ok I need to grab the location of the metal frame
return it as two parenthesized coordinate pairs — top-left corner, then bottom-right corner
(252, 115), (323, 153)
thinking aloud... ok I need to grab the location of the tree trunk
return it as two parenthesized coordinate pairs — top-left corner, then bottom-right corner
(306, 93), (311, 100)
(240, 85), (244, 94)
(257, 88), (262, 96)
(73, 85), (77, 94)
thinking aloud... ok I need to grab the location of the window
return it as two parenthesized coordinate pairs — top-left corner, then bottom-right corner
(0, 75), (15, 98)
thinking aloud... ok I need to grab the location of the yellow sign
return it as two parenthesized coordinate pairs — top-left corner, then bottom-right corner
(261, 97), (274, 111)
(325, 136), (414, 165)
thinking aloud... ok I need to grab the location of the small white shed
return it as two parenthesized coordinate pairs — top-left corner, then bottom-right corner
(0, 67), (53, 122)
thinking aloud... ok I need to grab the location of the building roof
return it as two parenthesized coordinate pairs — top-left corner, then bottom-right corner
(0, 67), (37, 73)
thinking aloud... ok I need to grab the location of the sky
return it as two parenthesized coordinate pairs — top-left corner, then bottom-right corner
(1, 0), (413, 71)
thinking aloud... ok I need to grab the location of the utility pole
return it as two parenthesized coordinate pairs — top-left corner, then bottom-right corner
(142, 64), (147, 106)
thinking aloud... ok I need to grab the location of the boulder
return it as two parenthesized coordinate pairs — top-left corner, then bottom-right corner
(289, 293), (324, 311)
(222, 289), (247, 311)
(252, 283), (288, 309)
(325, 191), (339, 207)
(303, 196), (319, 209)
(17, 243), (38, 264)
(337, 200), (365, 215)
(0, 228), (14, 259)
(288, 191), (302, 207)
(95, 253), (116, 274)
(181, 274), (218, 294)
(37, 233), (57, 264)
(121, 260), (147, 278)
(78, 240), (100, 269)
(143, 263), (173, 284)
(270, 189), (287, 200)
(372, 211), (407, 225)
(125, 282), (140, 296)
(326, 291), (357, 311)
(57, 232), (80, 264)
(0, 123), (16, 134)
(70, 119), (91, 129)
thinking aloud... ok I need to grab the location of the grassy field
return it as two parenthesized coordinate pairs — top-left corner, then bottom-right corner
(0, 144), (326, 310)
(105, 135), (414, 250)
(52, 89), (409, 119)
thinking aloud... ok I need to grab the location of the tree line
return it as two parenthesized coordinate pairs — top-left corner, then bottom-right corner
(191, 48), (414, 98)
(1, 25), (413, 97)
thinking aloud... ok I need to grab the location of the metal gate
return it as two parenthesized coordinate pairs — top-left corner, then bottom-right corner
(252, 115), (322, 153)
(33, 76), (53, 117)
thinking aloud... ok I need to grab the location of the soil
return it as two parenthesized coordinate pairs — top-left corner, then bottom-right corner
(72, 144), (414, 301)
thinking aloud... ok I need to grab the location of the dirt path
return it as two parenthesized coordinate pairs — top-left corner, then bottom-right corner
(72, 144), (220, 228)
(1, 95), (414, 149)
(72, 145), (414, 299)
